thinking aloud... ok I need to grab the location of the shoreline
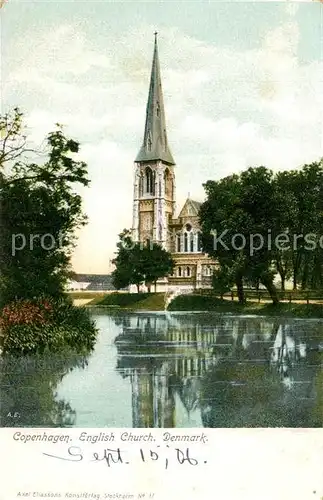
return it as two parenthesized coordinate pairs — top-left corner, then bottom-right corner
(74, 293), (323, 319)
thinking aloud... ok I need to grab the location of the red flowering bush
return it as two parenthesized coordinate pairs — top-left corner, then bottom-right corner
(0, 298), (54, 329)
(0, 297), (97, 355)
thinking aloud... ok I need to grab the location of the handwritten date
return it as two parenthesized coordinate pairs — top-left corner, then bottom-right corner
(43, 445), (204, 469)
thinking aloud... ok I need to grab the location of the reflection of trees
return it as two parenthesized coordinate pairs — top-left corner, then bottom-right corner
(0, 353), (89, 427)
(201, 363), (287, 427)
(201, 321), (323, 427)
(113, 313), (323, 428)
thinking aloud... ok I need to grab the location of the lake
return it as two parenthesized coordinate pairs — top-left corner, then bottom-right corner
(1, 311), (323, 427)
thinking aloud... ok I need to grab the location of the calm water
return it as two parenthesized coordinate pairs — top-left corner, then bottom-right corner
(1, 311), (323, 428)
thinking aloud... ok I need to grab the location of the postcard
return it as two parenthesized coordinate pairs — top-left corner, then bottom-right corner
(0, 0), (323, 498)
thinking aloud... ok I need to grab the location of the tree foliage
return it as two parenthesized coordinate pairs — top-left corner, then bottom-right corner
(212, 266), (234, 299)
(200, 167), (281, 303)
(112, 230), (175, 292)
(0, 108), (89, 305)
(274, 162), (323, 290)
(200, 161), (323, 304)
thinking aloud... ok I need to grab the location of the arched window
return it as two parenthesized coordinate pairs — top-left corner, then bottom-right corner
(139, 173), (144, 197)
(190, 232), (194, 252)
(197, 231), (202, 252)
(184, 232), (188, 252)
(176, 234), (181, 252)
(205, 266), (211, 276)
(178, 266), (182, 277)
(186, 266), (191, 277)
(145, 167), (153, 194)
(164, 168), (172, 198)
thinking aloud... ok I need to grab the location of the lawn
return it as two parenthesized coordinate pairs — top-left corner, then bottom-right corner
(72, 291), (323, 318)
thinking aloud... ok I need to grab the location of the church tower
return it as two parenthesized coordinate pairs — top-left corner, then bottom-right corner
(132, 33), (176, 249)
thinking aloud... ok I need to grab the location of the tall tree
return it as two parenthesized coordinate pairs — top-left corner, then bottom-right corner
(200, 167), (281, 304)
(112, 230), (146, 293)
(0, 108), (90, 305)
(275, 161), (323, 290)
(142, 242), (175, 292)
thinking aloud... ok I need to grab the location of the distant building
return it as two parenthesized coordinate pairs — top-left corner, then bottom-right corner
(66, 280), (91, 292)
(131, 35), (217, 292)
(66, 274), (117, 292)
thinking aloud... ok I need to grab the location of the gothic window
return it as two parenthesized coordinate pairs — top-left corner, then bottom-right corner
(176, 233), (181, 252)
(139, 173), (144, 197)
(178, 266), (182, 277)
(197, 231), (203, 251)
(186, 266), (191, 277)
(156, 101), (160, 117)
(164, 168), (172, 198)
(185, 223), (192, 232)
(184, 232), (188, 252)
(145, 167), (154, 194)
(190, 232), (194, 252)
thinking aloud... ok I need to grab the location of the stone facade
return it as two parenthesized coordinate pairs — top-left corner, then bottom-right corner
(131, 35), (216, 292)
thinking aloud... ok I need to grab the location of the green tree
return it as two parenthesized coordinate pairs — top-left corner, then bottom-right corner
(212, 266), (233, 299)
(112, 231), (175, 292)
(142, 242), (175, 292)
(112, 230), (145, 292)
(200, 167), (281, 304)
(0, 108), (90, 305)
(275, 161), (323, 290)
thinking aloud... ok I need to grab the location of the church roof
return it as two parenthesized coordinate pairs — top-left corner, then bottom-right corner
(135, 34), (175, 165)
(178, 198), (202, 218)
(190, 200), (202, 213)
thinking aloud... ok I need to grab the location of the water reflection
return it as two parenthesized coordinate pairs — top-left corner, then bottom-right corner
(0, 354), (88, 427)
(0, 312), (322, 427)
(114, 313), (323, 428)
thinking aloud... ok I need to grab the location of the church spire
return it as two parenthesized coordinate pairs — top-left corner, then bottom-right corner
(135, 33), (175, 165)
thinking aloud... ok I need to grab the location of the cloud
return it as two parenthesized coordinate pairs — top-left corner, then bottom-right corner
(11, 24), (111, 79)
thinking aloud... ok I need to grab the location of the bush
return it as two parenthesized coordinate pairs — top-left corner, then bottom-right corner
(0, 298), (53, 327)
(0, 297), (97, 356)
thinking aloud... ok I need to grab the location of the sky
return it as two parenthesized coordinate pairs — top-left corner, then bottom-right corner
(1, 0), (322, 273)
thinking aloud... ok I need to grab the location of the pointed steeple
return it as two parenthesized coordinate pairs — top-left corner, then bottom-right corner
(135, 33), (175, 165)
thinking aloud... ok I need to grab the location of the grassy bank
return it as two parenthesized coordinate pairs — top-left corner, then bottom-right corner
(77, 291), (323, 317)
(68, 292), (107, 300)
(168, 295), (323, 318)
(86, 292), (166, 310)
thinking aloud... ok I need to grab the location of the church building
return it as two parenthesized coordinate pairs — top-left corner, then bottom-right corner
(131, 34), (216, 291)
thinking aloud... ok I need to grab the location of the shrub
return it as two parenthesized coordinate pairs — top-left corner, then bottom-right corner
(0, 297), (97, 356)
(0, 298), (53, 329)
